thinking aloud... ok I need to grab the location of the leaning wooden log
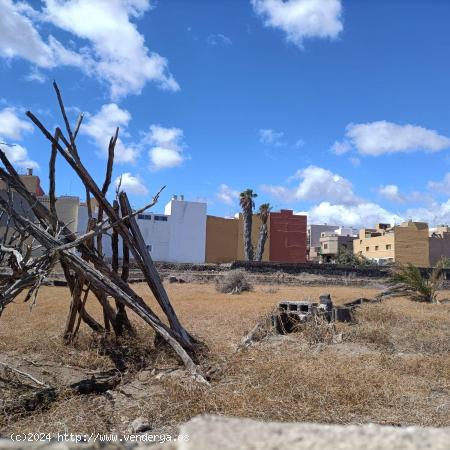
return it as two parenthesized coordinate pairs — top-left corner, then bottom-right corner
(112, 200), (132, 335)
(118, 192), (197, 346)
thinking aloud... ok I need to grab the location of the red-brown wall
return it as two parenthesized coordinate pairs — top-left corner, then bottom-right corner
(269, 210), (307, 262)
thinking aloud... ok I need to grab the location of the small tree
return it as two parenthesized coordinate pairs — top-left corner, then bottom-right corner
(255, 203), (271, 262)
(335, 246), (375, 266)
(390, 259), (445, 303)
(239, 189), (257, 261)
(438, 257), (450, 268)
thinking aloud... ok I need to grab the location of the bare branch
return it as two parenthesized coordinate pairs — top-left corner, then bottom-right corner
(49, 129), (60, 229)
(0, 361), (51, 388)
(52, 81), (79, 160)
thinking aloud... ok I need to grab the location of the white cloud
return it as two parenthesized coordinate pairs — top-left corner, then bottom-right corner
(299, 201), (403, 228)
(44, 0), (179, 98)
(114, 172), (148, 195)
(330, 139), (351, 155)
(0, 0), (55, 67)
(334, 121), (450, 156)
(82, 103), (139, 163)
(428, 173), (450, 195)
(0, 107), (33, 140)
(300, 196), (450, 228)
(295, 166), (357, 204)
(263, 165), (405, 227)
(24, 68), (47, 83)
(260, 184), (293, 201)
(145, 125), (186, 170)
(0, 106), (37, 169)
(0, 0), (179, 99)
(207, 33), (232, 46)
(0, 143), (39, 170)
(406, 200), (450, 226)
(251, 0), (343, 48)
(264, 165), (357, 205)
(216, 184), (239, 205)
(378, 184), (404, 203)
(259, 128), (285, 146)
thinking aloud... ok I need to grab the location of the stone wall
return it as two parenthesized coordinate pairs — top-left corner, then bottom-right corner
(2, 415), (450, 449)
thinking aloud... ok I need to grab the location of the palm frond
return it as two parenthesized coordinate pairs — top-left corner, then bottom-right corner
(390, 263), (440, 303)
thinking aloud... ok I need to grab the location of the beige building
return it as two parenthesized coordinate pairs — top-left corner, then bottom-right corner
(205, 214), (270, 263)
(205, 216), (239, 263)
(354, 221), (430, 267)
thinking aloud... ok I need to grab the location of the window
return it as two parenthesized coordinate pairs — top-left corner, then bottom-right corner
(386, 244), (392, 250)
(359, 240), (362, 244)
(138, 214), (152, 220)
(375, 246), (379, 251)
(154, 215), (167, 221)
(366, 247), (369, 252)
(323, 243), (328, 249)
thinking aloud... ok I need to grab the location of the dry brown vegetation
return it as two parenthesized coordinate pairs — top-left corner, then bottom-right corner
(1, 282), (450, 434)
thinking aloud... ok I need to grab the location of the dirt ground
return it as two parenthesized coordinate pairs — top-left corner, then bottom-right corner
(1, 282), (450, 435)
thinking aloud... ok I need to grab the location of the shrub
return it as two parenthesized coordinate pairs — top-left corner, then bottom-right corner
(335, 246), (375, 266)
(215, 270), (253, 294)
(390, 260), (444, 303)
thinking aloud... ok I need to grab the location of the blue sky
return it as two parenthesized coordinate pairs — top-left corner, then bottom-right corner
(2, 0), (450, 227)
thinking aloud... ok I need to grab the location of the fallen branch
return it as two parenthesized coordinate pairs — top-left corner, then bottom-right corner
(0, 361), (51, 388)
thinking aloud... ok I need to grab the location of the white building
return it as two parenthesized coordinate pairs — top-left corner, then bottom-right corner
(164, 195), (207, 263)
(78, 195), (207, 264)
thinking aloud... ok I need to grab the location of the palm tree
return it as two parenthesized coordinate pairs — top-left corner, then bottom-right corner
(239, 189), (257, 261)
(389, 258), (446, 303)
(255, 203), (272, 261)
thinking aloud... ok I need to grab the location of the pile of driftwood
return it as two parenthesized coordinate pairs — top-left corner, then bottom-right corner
(0, 83), (204, 375)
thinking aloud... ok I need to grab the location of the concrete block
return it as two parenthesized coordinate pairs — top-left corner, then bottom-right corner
(178, 415), (450, 450)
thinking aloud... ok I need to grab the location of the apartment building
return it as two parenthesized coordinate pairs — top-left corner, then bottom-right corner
(307, 224), (338, 261)
(319, 228), (357, 263)
(205, 209), (307, 263)
(354, 221), (430, 266)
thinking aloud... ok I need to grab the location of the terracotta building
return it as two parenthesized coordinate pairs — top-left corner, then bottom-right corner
(269, 210), (307, 263)
(0, 168), (45, 196)
(205, 209), (307, 263)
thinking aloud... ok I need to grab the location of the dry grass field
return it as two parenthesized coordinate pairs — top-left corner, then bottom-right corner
(1, 282), (450, 434)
